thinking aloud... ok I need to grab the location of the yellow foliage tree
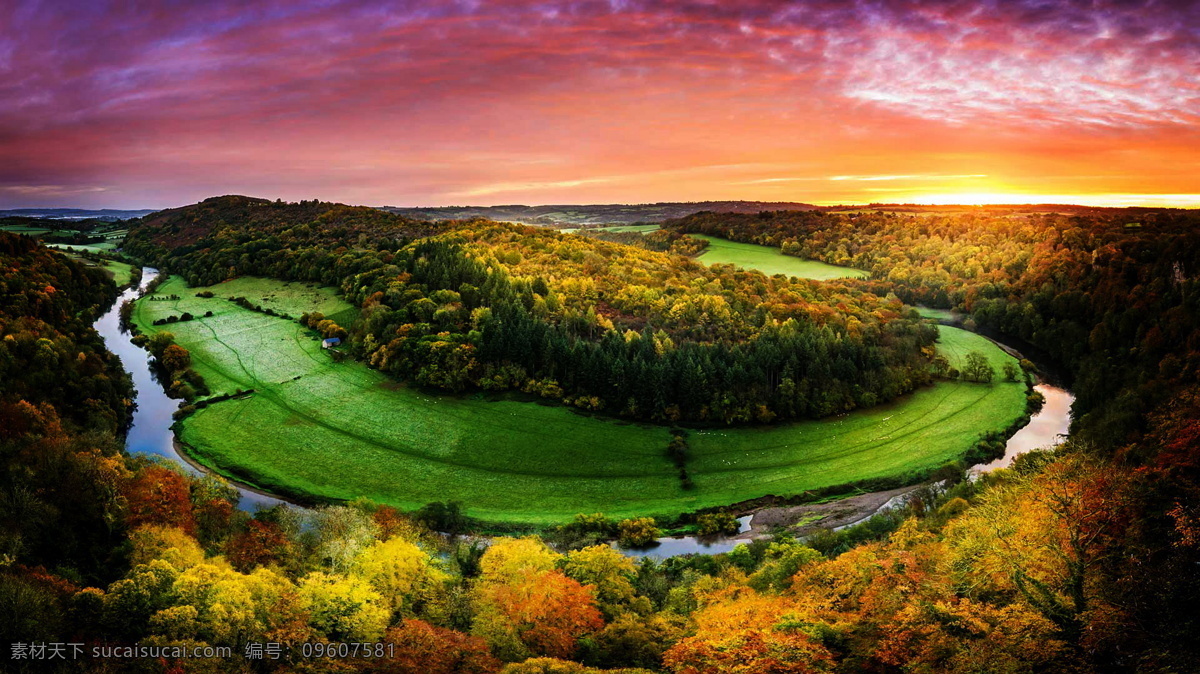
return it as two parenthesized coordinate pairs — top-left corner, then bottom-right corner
(297, 571), (389, 642)
(352, 536), (448, 621)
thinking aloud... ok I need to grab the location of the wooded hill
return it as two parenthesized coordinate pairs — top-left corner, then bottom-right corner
(663, 208), (1200, 442)
(125, 196), (938, 424)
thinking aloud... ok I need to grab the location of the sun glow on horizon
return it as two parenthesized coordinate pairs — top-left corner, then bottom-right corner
(830, 191), (1200, 208)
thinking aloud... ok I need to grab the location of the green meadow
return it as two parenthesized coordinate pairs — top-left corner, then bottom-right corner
(693, 234), (870, 280)
(50, 248), (135, 286)
(595, 223), (662, 233)
(915, 306), (960, 321)
(0, 224), (56, 236)
(99, 259), (135, 286)
(47, 241), (119, 253)
(135, 274), (1026, 524)
(562, 224), (662, 234)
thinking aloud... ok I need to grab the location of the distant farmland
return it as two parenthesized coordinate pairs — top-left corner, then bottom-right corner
(692, 234), (870, 280)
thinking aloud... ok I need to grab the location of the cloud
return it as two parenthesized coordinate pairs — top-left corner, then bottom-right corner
(0, 0), (1196, 207)
(828, 174), (989, 182)
(451, 177), (616, 198)
(0, 184), (106, 195)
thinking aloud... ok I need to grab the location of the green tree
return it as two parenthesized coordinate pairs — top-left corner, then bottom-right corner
(617, 518), (661, 548)
(962, 351), (996, 384)
(1003, 361), (1020, 382)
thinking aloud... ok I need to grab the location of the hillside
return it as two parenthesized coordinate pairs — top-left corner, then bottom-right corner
(380, 200), (821, 226)
(125, 194), (443, 254)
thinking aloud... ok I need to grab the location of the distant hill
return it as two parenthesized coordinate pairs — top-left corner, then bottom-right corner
(378, 200), (1190, 227)
(0, 207), (156, 221)
(125, 194), (441, 252)
(378, 201), (821, 226)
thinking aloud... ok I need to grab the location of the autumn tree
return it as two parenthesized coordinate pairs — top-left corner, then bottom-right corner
(160, 343), (191, 372)
(365, 619), (500, 674)
(129, 525), (205, 570)
(123, 465), (197, 535)
(310, 504), (381, 572)
(663, 594), (835, 674)
(352, 536), (449, 622)
(226, 519), (291, 572)
(617, 518), (661, 548)
(949, 451), (1132, 643)
(561, 545), (643, 618)
(472, 569), (604, 662)
(473, 538), (603, 661)
(298, 571), (389, 642)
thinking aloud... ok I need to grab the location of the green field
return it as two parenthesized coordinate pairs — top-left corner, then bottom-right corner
(693, 234), (870, 280)
(595, 223), (662, 233)
(136, 276), (1026, 524)
(47, 242), (119, 253)
(99, 259), (135, 286)
(49, 248), (135, 286)
(0, 225), (55, 236)
(915, 306), (960, 321)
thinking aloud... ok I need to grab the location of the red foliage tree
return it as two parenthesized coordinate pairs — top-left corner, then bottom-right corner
(122, 466), (196, 535)
(225, 519), (290, 572)
(361, 619), (500, 674)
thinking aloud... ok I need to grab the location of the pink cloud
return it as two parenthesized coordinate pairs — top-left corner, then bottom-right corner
(0, 0), (1196, 207)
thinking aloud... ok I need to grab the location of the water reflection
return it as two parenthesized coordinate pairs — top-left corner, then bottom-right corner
(971, 384), (1073, 475)
(615, 516), (753, 559)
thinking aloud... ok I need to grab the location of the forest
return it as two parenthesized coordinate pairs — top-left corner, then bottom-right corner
(665, 209), (1200, 440)
(2, 203), (1199, 673)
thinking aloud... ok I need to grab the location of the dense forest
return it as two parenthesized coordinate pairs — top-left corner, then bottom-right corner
(4, 203), (1200, 672)
(126, 197), (939, 423)
(666, 209), (1200, 439)
(0, 232), (134, 607)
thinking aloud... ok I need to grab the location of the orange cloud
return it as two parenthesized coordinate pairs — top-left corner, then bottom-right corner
(0, 0), (1196, 208)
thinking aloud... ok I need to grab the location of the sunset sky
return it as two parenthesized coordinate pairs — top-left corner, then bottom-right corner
(1, 0), (1198, 209)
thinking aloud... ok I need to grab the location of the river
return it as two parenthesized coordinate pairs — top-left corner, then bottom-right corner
(97, 267), (1074, 555)
(95, 269), (287, 511)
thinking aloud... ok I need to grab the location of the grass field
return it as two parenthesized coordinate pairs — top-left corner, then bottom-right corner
(915, 306), (960, 321)
(135, 276), (1026, 524)
(50, 248), (135, 286)
(595, 223), (662, 233)
(0, 225), (55, 236)
(693, 234), (870, 280)
(562, 224), (662, 235)
(99, 259), (135, 286)
(47, 242), (119, 253)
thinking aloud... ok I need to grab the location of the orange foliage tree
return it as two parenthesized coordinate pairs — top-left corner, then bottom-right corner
(122, 465), (196, 535)
(473, 569), (604, 661)
(365, 618), (500, 674)
(663, 593), (835, 674)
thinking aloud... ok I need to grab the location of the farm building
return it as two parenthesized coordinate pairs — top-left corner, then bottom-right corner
(322, 337), (341, 349)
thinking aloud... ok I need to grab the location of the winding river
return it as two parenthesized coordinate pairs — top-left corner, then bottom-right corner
(96, 269), (286, 511)
(97, 267), (1074, 556)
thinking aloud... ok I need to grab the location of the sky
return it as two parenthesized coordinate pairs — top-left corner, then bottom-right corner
(1, 0), (1198, 209)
